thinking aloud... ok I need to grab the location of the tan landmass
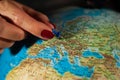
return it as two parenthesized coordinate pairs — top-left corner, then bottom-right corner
(6, 58), (82, 80)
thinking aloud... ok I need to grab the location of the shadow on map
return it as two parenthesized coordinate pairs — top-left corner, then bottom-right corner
(9, 25), (79, 55)
(9, 23), (80, 55)
(10, 33), (39, 55)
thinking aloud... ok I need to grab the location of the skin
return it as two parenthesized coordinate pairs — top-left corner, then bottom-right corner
(0, 0), (55, 53)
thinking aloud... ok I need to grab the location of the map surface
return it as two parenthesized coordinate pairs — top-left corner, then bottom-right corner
(0, 7), (120, 80)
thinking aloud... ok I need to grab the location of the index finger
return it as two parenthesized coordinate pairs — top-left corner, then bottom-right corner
(0, 1), (54, 40)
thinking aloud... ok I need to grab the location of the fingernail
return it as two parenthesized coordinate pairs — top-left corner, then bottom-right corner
(41, 30), (54, 39)
(49, 22), (56, 29)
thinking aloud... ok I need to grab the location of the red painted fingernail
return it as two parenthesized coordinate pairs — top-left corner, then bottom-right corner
(41, 30), (54, 39)
(49, 22), (56, 29)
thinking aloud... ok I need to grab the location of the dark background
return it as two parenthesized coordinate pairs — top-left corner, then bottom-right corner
(16, 0), (120, 14)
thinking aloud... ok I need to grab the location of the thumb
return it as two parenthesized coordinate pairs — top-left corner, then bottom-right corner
(0, 1), (54, 40)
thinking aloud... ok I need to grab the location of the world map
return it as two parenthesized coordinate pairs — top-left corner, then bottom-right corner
(0, 7), (120, 80)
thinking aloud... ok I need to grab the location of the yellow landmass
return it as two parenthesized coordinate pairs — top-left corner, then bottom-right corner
(6, 58), (82, 80)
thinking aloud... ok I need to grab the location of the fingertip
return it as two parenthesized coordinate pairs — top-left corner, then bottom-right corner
(15, 29), (26, 41)
(23, 20), (55, 40)
(41, 29), (54, 40)
(42, 21), (56, 29)
(41, 13), (49, 22)
(49, 22), (56, 29)
(0, 49), (4, 54)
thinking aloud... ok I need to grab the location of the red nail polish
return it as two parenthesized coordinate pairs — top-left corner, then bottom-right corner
(41, 30), (54, 39)
(49, 22), (56, 29)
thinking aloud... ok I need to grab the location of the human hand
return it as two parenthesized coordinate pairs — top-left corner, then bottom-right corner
(0, 0), (55, 53)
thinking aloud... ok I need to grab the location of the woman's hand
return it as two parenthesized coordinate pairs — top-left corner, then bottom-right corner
(0, 0), (55, 53)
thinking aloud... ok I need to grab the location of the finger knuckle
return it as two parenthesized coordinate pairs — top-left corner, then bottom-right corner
(0, 0), (10, 12)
